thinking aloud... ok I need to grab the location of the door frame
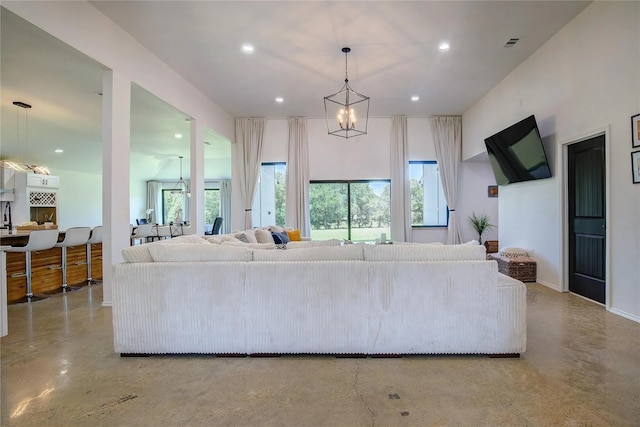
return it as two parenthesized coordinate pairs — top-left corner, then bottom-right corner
(559, 124), (611, 307)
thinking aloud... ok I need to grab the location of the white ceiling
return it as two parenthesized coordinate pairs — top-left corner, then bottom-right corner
(1, 1), (590, 176)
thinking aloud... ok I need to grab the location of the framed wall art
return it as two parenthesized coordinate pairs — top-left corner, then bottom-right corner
(632, 151), (640, 184)
(632, 114), (640, 148)
(487, 185), (498, 197)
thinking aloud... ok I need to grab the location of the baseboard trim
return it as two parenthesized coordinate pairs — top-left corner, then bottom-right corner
(609, 308), (640, 324)
(536, 280), (562, 292)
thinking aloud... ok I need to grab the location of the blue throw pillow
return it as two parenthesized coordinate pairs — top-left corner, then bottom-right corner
(278, 231), (290, 243)
(271, 231), (290, 244)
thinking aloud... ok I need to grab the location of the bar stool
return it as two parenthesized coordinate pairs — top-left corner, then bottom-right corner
(86, 226), (102, 285)
(4, 229), (60, 303)
(55, 227), (91, 293)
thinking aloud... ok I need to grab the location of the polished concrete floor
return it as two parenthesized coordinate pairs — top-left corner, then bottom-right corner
(1, 283), (639, 427)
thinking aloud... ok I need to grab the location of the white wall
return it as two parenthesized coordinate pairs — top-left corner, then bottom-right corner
(231, 116), (499, 243)
(463, 2), (640, 321)
(54, 169), (102, 229)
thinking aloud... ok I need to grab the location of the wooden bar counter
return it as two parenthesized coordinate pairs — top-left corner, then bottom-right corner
(0, 230), (102, 304)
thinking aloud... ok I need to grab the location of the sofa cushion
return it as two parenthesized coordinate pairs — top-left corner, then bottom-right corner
(121, 245), (153, 263)
(222, 241), (277, 250)
(363, 244), (486, 261)
(391, 241), (444, 245)
(286, 239), (341, 249)
(202, 235), (224, 244)
(167, 234), (210, 244)
(252, 244), (364, 261)
(147, 243), (253, 262)
(254, 228), (274, 244)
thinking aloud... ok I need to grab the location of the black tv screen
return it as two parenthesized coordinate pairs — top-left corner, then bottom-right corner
(484, 115), (552, 185)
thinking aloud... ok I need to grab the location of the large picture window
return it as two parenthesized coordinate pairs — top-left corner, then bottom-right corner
(309, 180), (390, 242)
(252, 163), (286, 227)
(409, 161), (448, 227)
(204, 188), (220, 222)
(162, 189), (188, 224)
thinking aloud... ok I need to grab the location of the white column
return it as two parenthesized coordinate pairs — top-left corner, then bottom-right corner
(190, 118), (205, 235)
(101, 70), (131, 306)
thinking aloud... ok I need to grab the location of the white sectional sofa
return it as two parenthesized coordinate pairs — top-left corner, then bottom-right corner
(112, 236), (526, 356)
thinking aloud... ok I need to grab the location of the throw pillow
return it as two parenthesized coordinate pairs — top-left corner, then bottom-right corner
(285, 229), (302, 241)
(499, 247), (529, 258)
(278, 231), (290, 243)
(254, 228), (274, 244)
(243, 229), (258, 243)
(276, 243), (287, 250)
(235, 233), (250, 243)
(271, 232), (285, 244)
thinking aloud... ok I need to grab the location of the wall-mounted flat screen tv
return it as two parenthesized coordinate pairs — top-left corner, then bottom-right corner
(484, 115), (552, 185)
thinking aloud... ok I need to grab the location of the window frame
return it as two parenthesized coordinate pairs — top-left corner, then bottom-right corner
(252, 162), (287, 227)
(309, 179), (391, 241)
(409, 160), (449, 228)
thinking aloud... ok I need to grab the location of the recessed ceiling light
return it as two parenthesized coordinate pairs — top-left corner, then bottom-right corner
(438, 41), (450, 51)
(275, 97), (284, 103)
(411, 95), (420, 102)
(174, 133), (183, 139)
(54, 148), (63, 153)
(242, 43), (254, 54)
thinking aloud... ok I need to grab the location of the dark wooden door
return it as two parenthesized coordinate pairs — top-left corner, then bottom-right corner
(568, 135), (606, 303)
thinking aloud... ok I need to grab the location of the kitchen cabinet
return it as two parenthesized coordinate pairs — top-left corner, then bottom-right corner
(11, 172), (60, 225)
(26, 173), (59, 189)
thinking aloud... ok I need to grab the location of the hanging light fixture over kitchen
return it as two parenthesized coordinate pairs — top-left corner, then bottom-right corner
(0, 101), (50, 175)
(324, 47), (370, 139)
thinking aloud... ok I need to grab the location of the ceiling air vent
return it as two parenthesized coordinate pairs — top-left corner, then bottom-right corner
(504, 38), (520, 48)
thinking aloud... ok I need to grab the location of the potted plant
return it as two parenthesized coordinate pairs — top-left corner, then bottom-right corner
(467, 212), (494, 244)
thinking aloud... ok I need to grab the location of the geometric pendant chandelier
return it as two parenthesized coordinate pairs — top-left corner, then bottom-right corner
(324, 47), (370, 139)
(172, 155), (191, 198)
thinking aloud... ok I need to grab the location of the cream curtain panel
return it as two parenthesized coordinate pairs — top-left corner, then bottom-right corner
(220, 179), (232, 234)
(390, 116), (411, 242)
(146, 181), (162, 224)
(430, 116), (462, 244)
(285, 117), (311, 237)
(234, 118), (265, 229)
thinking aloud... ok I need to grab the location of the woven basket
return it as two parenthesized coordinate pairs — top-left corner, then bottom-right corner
(484, 240), (499, 253)
(489, 254), (537, 282)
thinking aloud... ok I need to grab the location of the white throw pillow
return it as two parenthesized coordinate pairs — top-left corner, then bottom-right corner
(243, 229), (258, 243)
(254, 228), (274, 244)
